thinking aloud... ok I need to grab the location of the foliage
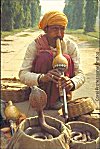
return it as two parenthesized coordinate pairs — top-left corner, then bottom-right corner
(65, 29), (99, 48)
(1, 28), (27, 39)
(65, 29), (99, 39)
(71, 0), (84, 29)
(31, 1), (41, 27)
(84, 0), (98, 32)
(13, 1), (24, 29)
(63, 0), (98, 33)
(1, 0), (41, 31)
(64, 0), (84, 29)
(1, 0), (98, 33)
(63, 0), (73, 28)
(1, 0), (14, 31)
(23, 0), (31, 28)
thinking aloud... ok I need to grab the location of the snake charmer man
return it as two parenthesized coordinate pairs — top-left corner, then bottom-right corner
(19, 11), (85, 110)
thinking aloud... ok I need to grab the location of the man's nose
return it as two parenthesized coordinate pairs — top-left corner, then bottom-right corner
(57, 29), (62, 36)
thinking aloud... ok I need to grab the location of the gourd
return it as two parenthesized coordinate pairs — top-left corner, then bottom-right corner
(52, 38), (68, 69)
(4, 100), (20, 121)
(4, 100), (20, 135)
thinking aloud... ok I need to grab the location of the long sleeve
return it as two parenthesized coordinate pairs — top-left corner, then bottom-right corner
(62, 38), (85, 90)
(19, 41), (40, 87)
(19, 37), (85, 89)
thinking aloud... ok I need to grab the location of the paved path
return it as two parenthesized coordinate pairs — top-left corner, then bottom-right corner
(1, 30), (43, 78)
(1, 30), (99, 116)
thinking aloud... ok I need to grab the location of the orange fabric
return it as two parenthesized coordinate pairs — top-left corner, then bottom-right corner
(38, 11), (68, 30)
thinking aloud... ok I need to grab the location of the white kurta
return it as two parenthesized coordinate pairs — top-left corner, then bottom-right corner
(19, 36), (85, 90)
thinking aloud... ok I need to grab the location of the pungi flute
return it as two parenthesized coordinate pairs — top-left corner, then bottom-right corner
(52, 38), (69, 123)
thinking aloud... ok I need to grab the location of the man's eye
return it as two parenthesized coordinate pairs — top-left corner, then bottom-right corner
(61, 28), (65, 30)
(49, 26), (65, 31)
(52, 27), (58, 30)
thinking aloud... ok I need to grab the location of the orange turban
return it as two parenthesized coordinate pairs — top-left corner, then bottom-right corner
(38, 11), (68, 30)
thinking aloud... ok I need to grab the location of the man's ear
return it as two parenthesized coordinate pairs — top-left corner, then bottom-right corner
(44, 26), (48, 33)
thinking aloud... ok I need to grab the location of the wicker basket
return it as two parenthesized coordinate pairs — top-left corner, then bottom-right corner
(78, 109), (100, 130)
(1, 132), (10, 149)
(67, 121), (100, 149)
(67, 97), (96, 118)
(7, 116), (71, 149)
(1, 78), (31, 103)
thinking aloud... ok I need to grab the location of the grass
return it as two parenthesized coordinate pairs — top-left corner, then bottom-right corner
(65, 29), (99, 48)
(1, 28), (26, 39)
(66, 29), (99, 39)
(1, 28), (99, 48)
(1, 27), (40, 39)
(28, 26), (39, 32)
(18, 34), (31, 37)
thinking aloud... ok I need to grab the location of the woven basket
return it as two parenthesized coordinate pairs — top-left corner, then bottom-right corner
(1, 78), (31, 103)
(7, 116), (71, 149)
(67, 121), (100, 149)
(78, 109), (100, 130)
(1, 132), (10, 149)
(67, 97), (96, 118)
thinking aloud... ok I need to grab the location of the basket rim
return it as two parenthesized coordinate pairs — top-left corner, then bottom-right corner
(67, 121), (100, 133)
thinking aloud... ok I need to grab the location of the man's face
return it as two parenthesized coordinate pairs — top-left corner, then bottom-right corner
(45, 25), (66, 40)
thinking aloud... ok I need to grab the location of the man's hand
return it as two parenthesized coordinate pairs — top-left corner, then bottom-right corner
(39, 69), (60, 83)
(17, 113), (26, 124)
(59, 76), (75, 92)
(39, 70), (75, 91)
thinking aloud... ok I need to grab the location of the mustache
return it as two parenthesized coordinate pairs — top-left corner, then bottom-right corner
(54, 36), (63, 40)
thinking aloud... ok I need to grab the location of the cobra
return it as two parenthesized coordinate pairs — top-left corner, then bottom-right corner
(71, 129), (94, 142)
(29, 86), (60, 138)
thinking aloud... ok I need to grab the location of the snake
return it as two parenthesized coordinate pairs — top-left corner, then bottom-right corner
(24, 126), (53, 139)
(29, 86), (60, 138)
(24, 126), (42, 135)
(71, 129), (94, 142)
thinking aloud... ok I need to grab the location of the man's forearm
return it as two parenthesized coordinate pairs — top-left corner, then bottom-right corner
(19, 70), (40, 87)
(71, 71), (85, 90)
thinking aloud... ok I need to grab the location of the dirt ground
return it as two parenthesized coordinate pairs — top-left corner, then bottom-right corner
(1, 29), (99, 119)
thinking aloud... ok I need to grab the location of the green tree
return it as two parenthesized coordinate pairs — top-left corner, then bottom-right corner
(84, 0), (98, 32)
(1, 0), (41, 31)
(71, 0), (84, 29)
(13, 1), (24, 29)
(63, 0), (74, 29)
(23, 0), (31, 28)
(1, 0), (14, 31)
(63, 0), (84, 29)
(31, 0), (41, 27)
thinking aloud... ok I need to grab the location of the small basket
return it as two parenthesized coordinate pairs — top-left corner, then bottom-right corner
(67, 97), (96, 118)
(67, 121), (100, 149)
(78, 109), (100, 129)
(1, 78), (31, 103)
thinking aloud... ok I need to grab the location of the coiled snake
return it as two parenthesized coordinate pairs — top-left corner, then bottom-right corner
(71, 129), (94, 142)
(27, 86), (60, 139)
